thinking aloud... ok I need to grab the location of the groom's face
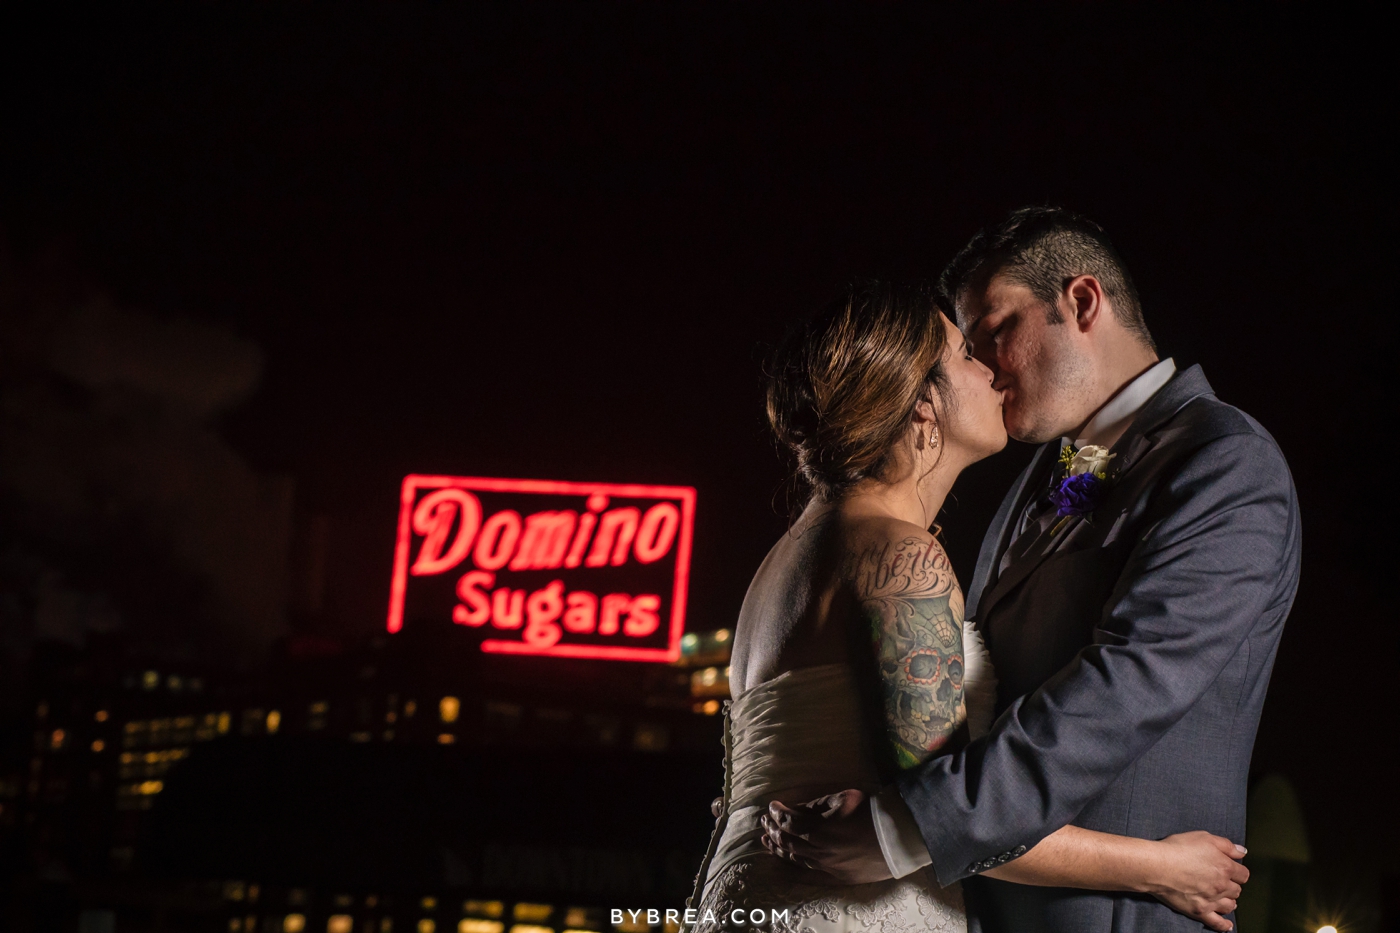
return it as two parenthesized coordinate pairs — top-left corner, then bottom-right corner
(959, 273), (1091, 444)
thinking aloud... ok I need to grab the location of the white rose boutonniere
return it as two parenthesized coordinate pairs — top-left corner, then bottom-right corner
(1067, 444), (1116, 478)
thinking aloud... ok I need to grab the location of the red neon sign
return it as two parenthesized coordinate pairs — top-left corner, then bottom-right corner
(387, 475), (696, 662)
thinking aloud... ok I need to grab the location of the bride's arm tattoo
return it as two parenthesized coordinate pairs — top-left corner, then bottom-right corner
(850, 535), (967, 770)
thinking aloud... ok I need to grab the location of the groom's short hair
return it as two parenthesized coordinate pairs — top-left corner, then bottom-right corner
(941, 206), (1154, 349)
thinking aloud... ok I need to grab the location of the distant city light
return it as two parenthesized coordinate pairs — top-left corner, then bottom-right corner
(266, 710), (282, 734)
(459, 923), (503, 933)
(50, 729), (66, 750)
(714, 629), (730, 642)
(283, 916), (306, 933)
(437, 734), (456, 745)
(95, 710), (109, 722)
(702, 700), (720, 715)
(513, 904), (552, 922)
(463, 901), (503, 919)
(91, 739), (105, 753)
(328, 916), (353, 933)
(142, 670), (159, 690)
(440, 696), (461, 723)
(418, 922), (436, 933)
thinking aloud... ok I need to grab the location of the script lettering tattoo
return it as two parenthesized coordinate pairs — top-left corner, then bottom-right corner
(850, 535), (967, 769)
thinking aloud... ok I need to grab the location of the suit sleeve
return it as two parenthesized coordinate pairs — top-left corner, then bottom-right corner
(897, 432), (1299, 885)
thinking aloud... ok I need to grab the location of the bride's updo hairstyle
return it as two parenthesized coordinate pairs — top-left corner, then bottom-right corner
(766, 280), (953, 504)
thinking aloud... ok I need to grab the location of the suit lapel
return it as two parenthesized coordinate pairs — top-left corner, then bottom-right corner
(971, 364), (1217, 622)
(965, 441), (1059, 621)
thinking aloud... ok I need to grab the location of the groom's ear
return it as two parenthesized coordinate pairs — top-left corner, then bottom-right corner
(1065, 274), (1107, 332)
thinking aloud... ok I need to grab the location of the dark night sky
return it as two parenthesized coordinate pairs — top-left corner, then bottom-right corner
(3, 2), (1395, 872)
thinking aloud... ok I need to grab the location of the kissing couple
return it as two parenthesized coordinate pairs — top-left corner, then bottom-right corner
(688, 207), (1300, 933)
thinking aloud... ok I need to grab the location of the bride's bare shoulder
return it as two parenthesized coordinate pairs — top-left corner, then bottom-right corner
(838, 516), (958, 598)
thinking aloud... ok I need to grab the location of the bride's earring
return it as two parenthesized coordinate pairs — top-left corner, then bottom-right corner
(928, 421), (940, 450)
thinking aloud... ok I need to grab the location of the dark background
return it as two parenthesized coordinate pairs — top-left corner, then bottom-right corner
(2, 0), (1394, 905)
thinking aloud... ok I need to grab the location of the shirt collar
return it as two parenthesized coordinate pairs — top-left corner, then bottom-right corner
(1073, 357), (1176, 449)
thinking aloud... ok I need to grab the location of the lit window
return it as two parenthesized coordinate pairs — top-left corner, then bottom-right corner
(142, 671), (159, 690)
(328, 916), (353, 933)
(439, 697), (460, 723)
(366, 896), (379, 909)
(266, 710), (282, 734)
(513, 905), (552, 923)
(403, 700), (417, 718)
(613, 919), (648, 933)
(50, 730), (67, 750)
(218, 712), (231, 733)
(91, 739), (106, 753)
(380, 920), (393, 933)
(464, 901), (504, 919)
(702, 700), (720, 715)
(95, 710), (110, 722)
(167, 675), (184, 692)
(508, 926), (552, 933)
(418, 922), (436, 933)
(224, 881), (246, 901)
(138, 780), (163, 795)
(422, 898), (438, 911)
(230, 920), (243, 932)
(437, 734), (456, 745)
(562, 909), (590, 929)
(459, 923), (504, 933)
(284, 915), (307, 933)
(714, 628), (730, 642)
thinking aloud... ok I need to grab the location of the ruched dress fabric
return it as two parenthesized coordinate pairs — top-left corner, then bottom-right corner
(689, 619), (996, 933)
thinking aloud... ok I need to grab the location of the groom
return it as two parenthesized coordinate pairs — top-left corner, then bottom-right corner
(763, 207), (1300, 932)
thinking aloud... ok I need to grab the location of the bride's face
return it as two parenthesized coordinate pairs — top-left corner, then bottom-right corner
(935, 312), (1007, 460)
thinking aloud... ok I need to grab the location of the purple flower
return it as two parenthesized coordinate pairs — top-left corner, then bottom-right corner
(1050, 472), (1105, 518)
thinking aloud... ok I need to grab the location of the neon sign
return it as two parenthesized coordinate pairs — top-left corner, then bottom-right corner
(387, 475), (696, 662)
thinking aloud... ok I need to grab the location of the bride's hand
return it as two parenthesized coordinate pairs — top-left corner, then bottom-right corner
(1146, 831), (1249, 932)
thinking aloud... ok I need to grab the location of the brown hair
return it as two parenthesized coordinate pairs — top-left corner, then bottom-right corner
(766, 280), (952, 504)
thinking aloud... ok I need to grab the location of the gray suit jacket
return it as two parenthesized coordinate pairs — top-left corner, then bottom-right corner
(897, 365), (1301, 932)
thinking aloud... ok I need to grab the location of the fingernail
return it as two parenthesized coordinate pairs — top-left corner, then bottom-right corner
(1235, 845), (1247, 855)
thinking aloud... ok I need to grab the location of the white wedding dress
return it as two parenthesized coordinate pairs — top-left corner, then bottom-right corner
(690, 618), (997, 933)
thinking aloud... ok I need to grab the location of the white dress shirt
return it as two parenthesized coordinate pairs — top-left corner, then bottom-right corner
(869, 357), (1177, 879)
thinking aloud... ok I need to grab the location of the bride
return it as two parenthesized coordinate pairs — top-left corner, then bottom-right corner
(689, 281), (1245, 933)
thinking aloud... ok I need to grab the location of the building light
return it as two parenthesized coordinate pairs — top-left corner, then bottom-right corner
(95, 710), (109, 722)
(714, 628), (730, 642)
(168, 675), (184, 692)
(562, 909), (590, 929)
(230, 920), (243, 932)
(266, 710), (282, 734)
(284, 915), (306, 933)
(218, 712), (231, 734)
(138, 780), (163, 795)
(422, 898), (438, 911)
(633, 723), (669, 752)
(224, 881), (246, 901)
(437, 734), (456, 745)
(513, 905), (552, 923)
(91, 740), (106, 753)
(328, 916), (353, 933)
(439, 697), (460, 723)
(464, 901), (504, 919)
(459, 923), (503, 933)
(418, 923), (435, 933)
(142, 671), (159, 690)
(613, 919), (648, 933)
(380, 921), (393, 933)
(507, 927), (551, 933)
(383, 730), (395, 741)
(50, 730), (66, 750)
(351, 732), (372, 742)
(404, 700), (418, 718)
(702, 700), (720, 715)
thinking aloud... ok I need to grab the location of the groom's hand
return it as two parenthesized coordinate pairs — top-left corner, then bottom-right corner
(759, 789), (893, 885)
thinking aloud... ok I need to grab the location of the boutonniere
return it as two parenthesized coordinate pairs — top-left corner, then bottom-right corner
(1049, 444), (1117, 533)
